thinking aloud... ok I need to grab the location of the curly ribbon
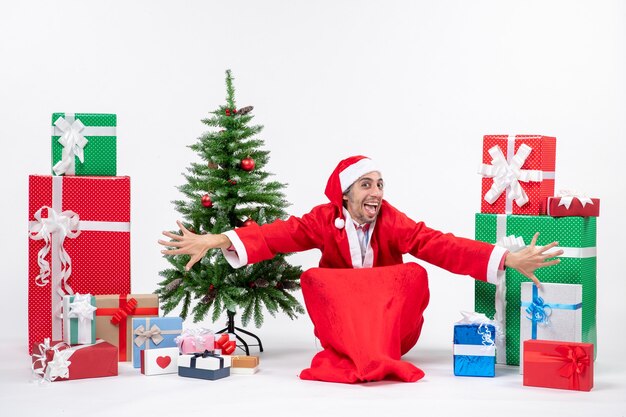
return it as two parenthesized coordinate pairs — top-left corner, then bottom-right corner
(525, 344), (590, 390)
(175, 328), (215, 354)
(522, 284), (582, 340)
(110, 297), (138, 325)
(28, 206), (80, 289)
(556, 189), (595, 210)
(215, 333), (237, 355)
(52, 115), (89, 176)
(133, 324), (164, 347)
(64, 293), (96, 344)
(31, 339), (103, 383)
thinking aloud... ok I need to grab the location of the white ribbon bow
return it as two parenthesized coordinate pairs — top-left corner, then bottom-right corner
(556, 189), (594, 209)
(67, 293), (96, 323)
(31, 338), (72, 383)
(456, 311), (500, 347)
(52, 116), (89, 176)
(134, 324), (164, 347)
(478, 144), (543, 208)
(28, 206), (80, 294)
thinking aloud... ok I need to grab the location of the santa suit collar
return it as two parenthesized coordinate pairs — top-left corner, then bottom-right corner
(343, 208), (376, 268)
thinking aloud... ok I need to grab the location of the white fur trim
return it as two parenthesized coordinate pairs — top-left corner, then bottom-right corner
(221, 230), (248, 268)
(334, 218), (345, 229)
(487, 245), (508, 284)
(339, 158), (380, 192)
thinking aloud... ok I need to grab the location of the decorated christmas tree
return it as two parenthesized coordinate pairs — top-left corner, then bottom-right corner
(156, 70), (304, 330)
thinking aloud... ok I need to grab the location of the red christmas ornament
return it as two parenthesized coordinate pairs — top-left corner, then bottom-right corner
(242, 218), (257, 227)
(225, 109), (231, 116)
(233, 108), (238, 114)
(228, 179), (237, 185)
(201, 194), (213, 208)
(240, 156), (255, 172)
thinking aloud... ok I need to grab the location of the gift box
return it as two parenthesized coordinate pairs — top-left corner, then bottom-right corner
(95, 294), (159, 361)
(478, 134), (556, 215)
(474, 213), (596, 365)
(178, 351), (231, 381)
(132, 317), (183, 368)
(226, 355), (260, 375)
(523, 340), (593, 391)
(31, 339), (118, 382)
(520, 282), (582, 372)
(28, 175), (131, 353)
(175, 328), (215, 354)
(214, 333), (237, 355)
(63, 293), (96, 345)
(453, 323), (496, 377)
(51, 112), (117, 176)
(140, 347), (179, 376)
(544, 195), (600, 217)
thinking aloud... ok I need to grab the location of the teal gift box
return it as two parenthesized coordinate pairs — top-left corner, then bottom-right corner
(62, 293), (96, 345)
(51, 112), (117, 176)
(131, 317), (183, 368)
(474, 213), (596, 366)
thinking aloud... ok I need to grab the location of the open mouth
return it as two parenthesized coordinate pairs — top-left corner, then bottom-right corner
(363, 202), (379, 216)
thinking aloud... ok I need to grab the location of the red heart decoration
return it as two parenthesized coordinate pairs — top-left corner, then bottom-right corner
(156, 356), (172, 369)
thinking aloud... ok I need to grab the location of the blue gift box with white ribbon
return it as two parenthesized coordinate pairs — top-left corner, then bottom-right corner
(453, 323), (496, 377)
(131, 317), (183, 368)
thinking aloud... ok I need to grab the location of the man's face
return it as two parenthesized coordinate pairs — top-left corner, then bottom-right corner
(343, 171), (384, 224)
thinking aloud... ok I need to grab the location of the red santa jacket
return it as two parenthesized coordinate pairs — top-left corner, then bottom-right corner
(222, 200), (505, 284)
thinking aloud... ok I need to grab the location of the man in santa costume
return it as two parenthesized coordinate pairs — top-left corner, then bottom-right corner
(160, 155), (561, 383)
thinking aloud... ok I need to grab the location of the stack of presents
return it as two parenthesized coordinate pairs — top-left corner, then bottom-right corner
(28, 113), (259, 383)
(453, 134), (598, 392)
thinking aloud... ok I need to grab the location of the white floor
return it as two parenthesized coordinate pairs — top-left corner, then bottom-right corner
(3, 333), (625, 417)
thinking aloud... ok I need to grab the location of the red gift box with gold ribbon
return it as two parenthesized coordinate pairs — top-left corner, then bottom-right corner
(523, 339), (593, 391)
(478, 135), (556, 215)
(28, 175), (131, 354)
(95, 294), (159, 361)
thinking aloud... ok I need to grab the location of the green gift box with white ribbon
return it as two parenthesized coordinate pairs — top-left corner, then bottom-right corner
(63, 293), (97, 345)
(474, 213), (596, 366)
(51, 112), (117, 176)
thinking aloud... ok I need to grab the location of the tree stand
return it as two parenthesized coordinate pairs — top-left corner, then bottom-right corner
(216, 310), (264, 356)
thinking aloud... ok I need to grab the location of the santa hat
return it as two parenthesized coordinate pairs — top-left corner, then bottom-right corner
(324, 155), (381, 229)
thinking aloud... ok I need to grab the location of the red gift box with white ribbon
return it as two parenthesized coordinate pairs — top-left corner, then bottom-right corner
(478, 135), (556, 215)
(28, 175), (131, 353)
(544, 192), (600, 217)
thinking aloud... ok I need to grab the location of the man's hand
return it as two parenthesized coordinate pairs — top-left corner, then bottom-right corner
(504, 232), (564, 287)
(158, 220), (232, 271)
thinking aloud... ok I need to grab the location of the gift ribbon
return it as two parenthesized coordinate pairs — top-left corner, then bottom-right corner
(189, 350), (225, 369)
(175, 328), (215, 354)
(525, 344), (590, 390)
(522, 285), (582, 339)
(478, 135), (554, 214)
(65, 293), (96, 344)
(134, 324), (165, 347)
(96, 295), (159, 361)
(28, 176), (131, 340)
(215, 333), (237, 355)
(52, 114), (89, 176)
(556, 189), (594, 210)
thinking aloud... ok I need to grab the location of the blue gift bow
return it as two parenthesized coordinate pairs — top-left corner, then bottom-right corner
(189, 350), (224, 369)
(521, 285), (582, 339)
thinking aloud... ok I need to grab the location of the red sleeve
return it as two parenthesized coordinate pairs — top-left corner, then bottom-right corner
(233, 205), (328, 265)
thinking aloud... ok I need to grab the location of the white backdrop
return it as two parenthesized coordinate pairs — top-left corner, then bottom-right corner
(1, 0), (625, 414)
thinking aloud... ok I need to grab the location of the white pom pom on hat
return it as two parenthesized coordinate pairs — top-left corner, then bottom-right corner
(324, 155), (381, 229)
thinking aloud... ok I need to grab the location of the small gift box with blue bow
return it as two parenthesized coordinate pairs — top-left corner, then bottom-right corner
(519, 282), (583, 373)
(453, 312), (497, 377)
(178, 350), (231, 381)
(131, 317), (183, 368)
